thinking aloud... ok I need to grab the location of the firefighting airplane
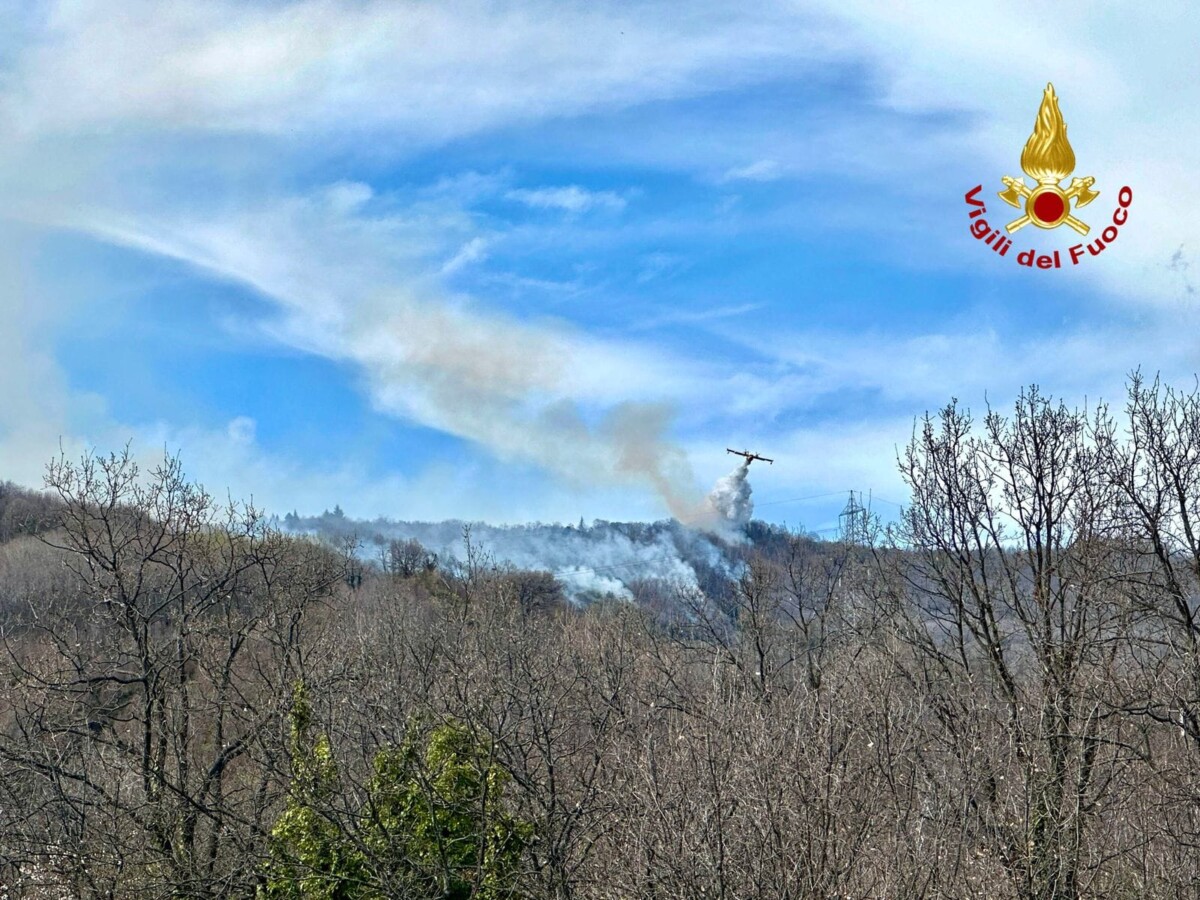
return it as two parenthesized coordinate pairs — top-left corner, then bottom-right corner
(726, 449), (773, 466)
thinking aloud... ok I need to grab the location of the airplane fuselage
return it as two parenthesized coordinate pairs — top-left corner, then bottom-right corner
(726, 448), (773, 465)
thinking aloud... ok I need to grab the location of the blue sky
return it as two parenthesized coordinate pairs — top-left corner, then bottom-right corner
(1, 1), (1197, 533)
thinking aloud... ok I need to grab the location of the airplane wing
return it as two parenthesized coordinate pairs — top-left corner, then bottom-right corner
(727, 448), (773, 464)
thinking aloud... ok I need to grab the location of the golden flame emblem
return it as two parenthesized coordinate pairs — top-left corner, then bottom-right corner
(998, 83), (1099, 234)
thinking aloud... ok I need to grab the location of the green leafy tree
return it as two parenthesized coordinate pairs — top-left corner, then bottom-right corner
(262, 693), (531, 899)
(259, 683), (372, 900)
(363, 723), (533, 899)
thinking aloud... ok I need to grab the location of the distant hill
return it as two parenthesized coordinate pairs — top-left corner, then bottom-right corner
(281, 509), (819, 603)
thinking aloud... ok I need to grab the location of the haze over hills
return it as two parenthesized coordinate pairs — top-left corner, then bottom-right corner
(280, 459), (820, 602)
(8, 381), (1200, 896)
(282, 510), (796, 603)
(0, 455), (846, 608)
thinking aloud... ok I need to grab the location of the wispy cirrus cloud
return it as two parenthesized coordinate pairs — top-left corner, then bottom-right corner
(1, 0), (836, 141)
(49, 183), (745, 523)
(440, 237), (491, 275)
(506, 185), (627, 214)
(1, 0), (1198, 528)
(721, 159), (783, 183)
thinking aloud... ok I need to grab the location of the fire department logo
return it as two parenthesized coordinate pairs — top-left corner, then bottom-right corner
(964, 82), (1130, 269)
(997, 83), (1098, 235)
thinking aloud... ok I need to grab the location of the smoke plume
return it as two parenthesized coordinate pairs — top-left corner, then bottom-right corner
(67, 197), (717, 526)
(286, 512), (747, 603)
(705, 459), (754, 531)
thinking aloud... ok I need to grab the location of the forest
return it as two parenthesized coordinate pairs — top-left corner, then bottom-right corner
(3, 374), (1200, 899)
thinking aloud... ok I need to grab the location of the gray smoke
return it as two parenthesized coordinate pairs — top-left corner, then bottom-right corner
(286, 512), (743, 603)
(283, 460), (763, 604)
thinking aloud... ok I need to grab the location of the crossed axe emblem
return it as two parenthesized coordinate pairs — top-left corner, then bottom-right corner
(998, 175), (1100, 235)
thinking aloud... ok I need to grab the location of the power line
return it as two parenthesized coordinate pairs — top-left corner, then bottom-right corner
(755, 491), (848, 508)
(756, 490), (909, 509)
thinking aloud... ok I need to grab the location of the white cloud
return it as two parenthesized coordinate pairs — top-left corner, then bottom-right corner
(44, 184), (738, 522)
(440, 237), (490, 275)
(721, 159), (782, 182)
(3, 0), (1199, 526)
(226, 416), (256, 445)
(1, 0), (834, 141)
(506, 185), (626, 214)
(323, 181), (374, 214)
(719, 317), (1200, 423)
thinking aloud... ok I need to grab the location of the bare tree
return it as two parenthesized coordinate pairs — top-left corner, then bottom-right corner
(10, 379), (1200, 898)
(379, 537), (438, 579)
(0, 448), (346, 897)
(890, 388), (1138, 899)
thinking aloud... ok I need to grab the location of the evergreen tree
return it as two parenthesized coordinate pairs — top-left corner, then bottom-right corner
(259, 683), (371, 899)
(363, 722), (533, 899)
(261, 692), (531, 899)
